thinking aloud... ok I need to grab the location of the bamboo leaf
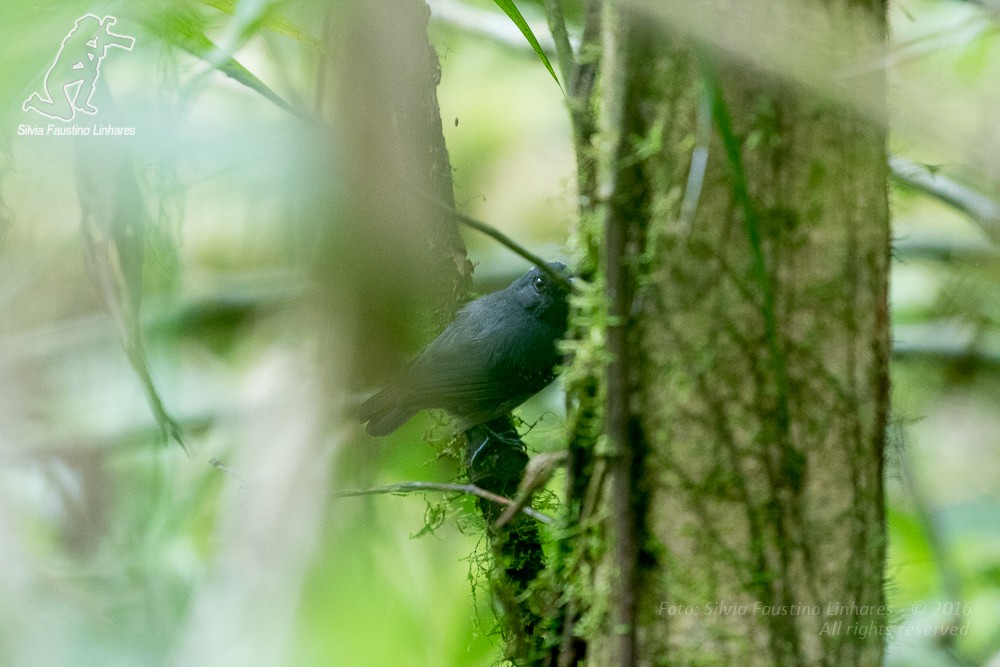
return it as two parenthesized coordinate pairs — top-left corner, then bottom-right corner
(491, 0), (561, 87)
(142, 7), (310, 121)
(75, 139), (189, 454)
(199, 0), (323, 50)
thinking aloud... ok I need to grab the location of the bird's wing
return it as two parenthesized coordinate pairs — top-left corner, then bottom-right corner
(404, 338), (509, 407)
(400, 301), (522, 410)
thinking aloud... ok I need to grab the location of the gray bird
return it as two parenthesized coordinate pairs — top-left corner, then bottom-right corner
(360, 262), (572, 436)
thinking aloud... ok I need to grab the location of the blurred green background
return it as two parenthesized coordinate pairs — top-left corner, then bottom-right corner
(1, 0), (998, 665)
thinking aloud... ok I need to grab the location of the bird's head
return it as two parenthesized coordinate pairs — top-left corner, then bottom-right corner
(510, 262), (572, 328)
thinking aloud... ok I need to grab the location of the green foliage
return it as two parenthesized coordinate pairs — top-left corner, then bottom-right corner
(412, 498), (450, 538)
(2, 0), (1000, 664)
(200, 0), (323, 48)
(136, 1), (309, 120)
(490, 0), (561, 87)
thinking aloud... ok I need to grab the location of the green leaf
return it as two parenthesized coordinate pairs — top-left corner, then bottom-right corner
(74, 139), (189, 454)
(141, 7), (311, 122)
(491, 0), (561, 88)
(199, 0), (323, 51)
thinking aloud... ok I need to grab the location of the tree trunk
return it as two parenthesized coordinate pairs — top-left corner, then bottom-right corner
(329, 0), (473, 385)
(573, 2), (891, 665)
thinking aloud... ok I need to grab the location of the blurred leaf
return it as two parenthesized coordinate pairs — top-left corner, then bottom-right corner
(887, 507), (938, 601)
(75, 139), (188, 454)
(141, 6), (311, 121)
(490, 0), (561, 87)
(200, 0), (323, 49)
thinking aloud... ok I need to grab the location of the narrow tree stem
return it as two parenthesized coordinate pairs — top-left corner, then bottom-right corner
(333, 481), (555, 524)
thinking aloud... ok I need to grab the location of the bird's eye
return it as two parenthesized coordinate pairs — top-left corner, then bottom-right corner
(533, 275), (547, 291)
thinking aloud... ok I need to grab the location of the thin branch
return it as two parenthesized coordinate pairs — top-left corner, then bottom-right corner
(890, 156), (1000, 241)
(566, 0), (601, 209)
(418, 192), (574, 291)
(333, 481), (555, 524)
(601, 8), (641, 664)
(494, 451), (567, 528)
(210, 457), (253, 487)
(892, 235), (999, 262)
(893, 321), (1000, 366)
(571, 0), (602, 102)
(543, 0), (577, 84)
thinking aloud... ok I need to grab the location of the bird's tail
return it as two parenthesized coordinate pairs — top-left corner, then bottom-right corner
(359, 390), (415, 436)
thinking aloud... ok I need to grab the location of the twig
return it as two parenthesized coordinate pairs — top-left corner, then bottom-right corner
(543, 0), (576, 85)
(893, 321), (1000, 366)
(210, 457), (253, 487)
(566, 0), (601, 207)
(892, 235), (998, 262)
(890, 156), (1000, 241)
(333, 481), (555, 524)
(601, 10), (640, 664)
(494, 451), (567, 528)
(572, 0), (601, 102)
(417, 192), (574, 291)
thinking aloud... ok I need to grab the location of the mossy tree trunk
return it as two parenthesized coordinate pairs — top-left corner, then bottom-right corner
(564, 2), (891, 665)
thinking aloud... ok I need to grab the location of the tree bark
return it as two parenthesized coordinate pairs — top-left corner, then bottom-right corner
(573, 2), (891, 665)
(331, 4), (549, 663)
(330, 0), (473, 389)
